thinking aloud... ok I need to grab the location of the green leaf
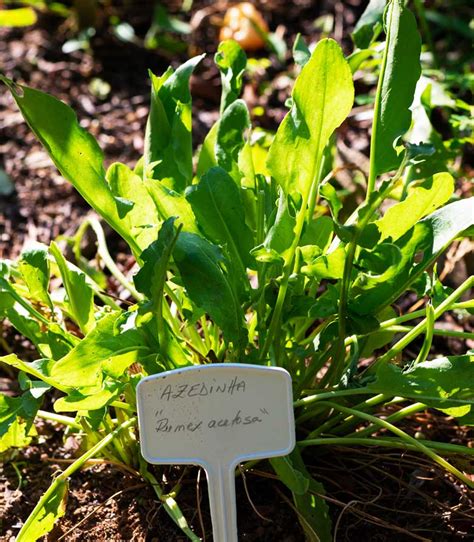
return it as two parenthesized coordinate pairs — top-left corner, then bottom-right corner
(358, 243), (402, 275)
(134, 219), (186, 366)
(50, 242), (95, 335)
(144, 56), (204, 192)
(0, 7), (37, 27)
(18, 243), (53, 309)
(0, 77), (141, 257)
(301, 216), (334, 252)
(361, 306), (397, 357)
(17, 479), (68, 542)
(0, 354), (64, 390)
(0, 392), (39, 452)
(134, 218), (178, 298)
(371, 0), (421, 176)
(0, 284), (75, 359)
(308, 284), (339, 319)
(352, 0), (385, 49)
(196, 43), (246, 177)
(54, 386), (121, 413)
(251, 190), (296, 263)
(216, 99), (250, 181)
(215, 40), (247, 112)
(367, 355), (474, 423)
(270, 455), (309, 495)
(293, 33), (311, 68)
(350, 197), (474, 315)
(106, 163), (160, 251)
(302, 245), (346, 280)
(320, 182), (342, 220)
(50, 312), (147, 390)
(174, 232), (248, 350)
(375, 173), (454, 242)
(186, 167), (254, 278)
(267, 39), (354, 197)
(347, 49), (374, 73)
(144, 178), (198, 233)
(290, 448), (332, 542)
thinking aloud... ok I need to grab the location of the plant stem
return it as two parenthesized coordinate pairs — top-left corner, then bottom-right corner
(259, 189), (311, 362)
(366, 11), (391, 201)
(139, 461), (200, 542)
(372, 275), (473, 370)
(83, 217), (143, 301)
(377, 300), (473, 329)
(36, 410), (82, 430)
(415, 303), (434, 364)
(298, 436), (474, 456)
(382, 325), (474, 341)
(300, 393), (388, 434)
(18, 417), (137, 540)
(312, 401), (473, 488)
(346, 402), (425, 438)
(328, 164), (407, 386)
(294, 387), (373, 409)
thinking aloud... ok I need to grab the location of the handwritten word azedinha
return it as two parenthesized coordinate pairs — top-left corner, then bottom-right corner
(154, 408), (270, 435)
(158, 376), (246, 402)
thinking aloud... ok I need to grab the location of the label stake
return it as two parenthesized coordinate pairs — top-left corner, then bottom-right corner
(137, 363), (295, 541)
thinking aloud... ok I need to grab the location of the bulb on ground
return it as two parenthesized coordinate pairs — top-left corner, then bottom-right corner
(220, 3), (269, 51)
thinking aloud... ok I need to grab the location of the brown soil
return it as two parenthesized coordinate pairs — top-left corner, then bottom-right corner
(1, 422), (304, 541)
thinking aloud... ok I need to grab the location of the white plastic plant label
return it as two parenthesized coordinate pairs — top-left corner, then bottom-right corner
(136, 363), (295, 542)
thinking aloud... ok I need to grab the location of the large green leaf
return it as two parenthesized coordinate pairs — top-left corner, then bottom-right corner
(267, 39), (354, 196)
(186, 167), (254, 279)
(0, 284), (75, 359)
(50, 312), (147, 390)
(106, 163), (160, 251)
(0, 77), (140, 257)
(350, 197), (474, 315)
(367, 355), (474, 423)
(50, 242), (95, 335)
(4, 304), (72, 359)
(375, 173), (454, 242)
(173, 232), (248, 350)
(371, 0), (421, 176)
(144, 55), (204, 192)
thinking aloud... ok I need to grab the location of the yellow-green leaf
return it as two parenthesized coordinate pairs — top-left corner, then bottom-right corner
(267, 39), (354, 196)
